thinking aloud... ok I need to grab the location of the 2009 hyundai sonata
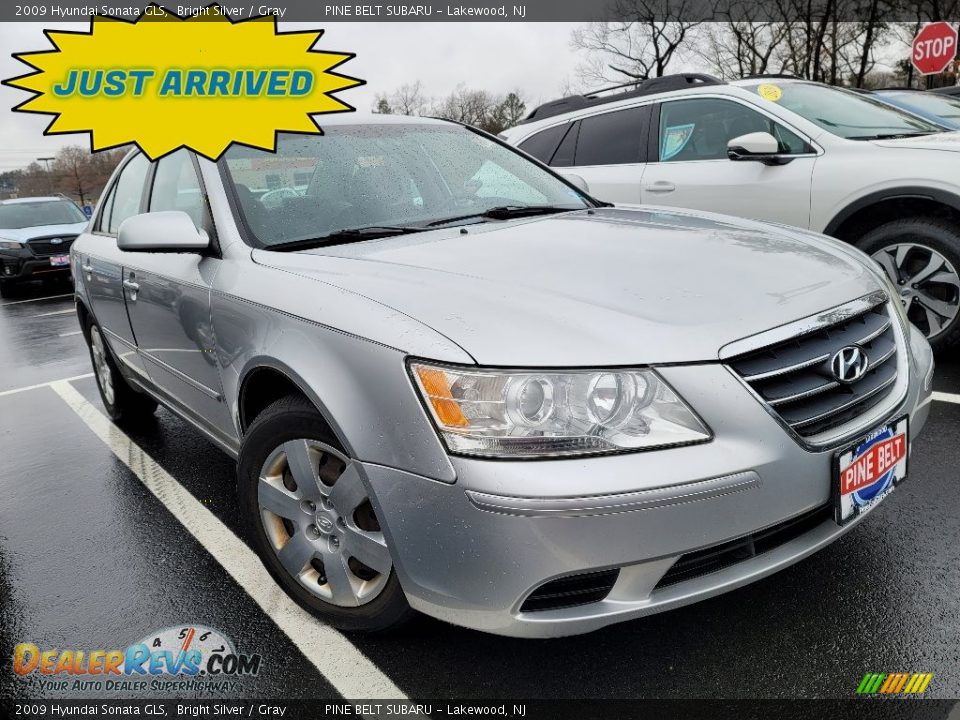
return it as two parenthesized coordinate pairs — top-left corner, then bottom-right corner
(71, 115), (933, 637)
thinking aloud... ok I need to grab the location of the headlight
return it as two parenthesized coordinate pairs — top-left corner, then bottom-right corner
(410, 362), (711, 458)
(0, 239), (23, 250)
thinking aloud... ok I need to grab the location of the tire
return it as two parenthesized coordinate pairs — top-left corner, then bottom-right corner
(85, 317), (158, 423)
(855, 218), (960, 352)
(0, 280), (14, 298)
(238, 394), (414, 633)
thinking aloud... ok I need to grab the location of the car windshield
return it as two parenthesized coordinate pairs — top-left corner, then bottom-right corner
(0, 200), (87, 229)
(744, 82), (944, 139)
(879, 91), (960, 125)
(220, 123), (591, 248)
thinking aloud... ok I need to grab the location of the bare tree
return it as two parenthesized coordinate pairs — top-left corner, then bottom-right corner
(571, 0), (702, 84)
(13, 146), (125, 203)
(372, 80), (430, 116)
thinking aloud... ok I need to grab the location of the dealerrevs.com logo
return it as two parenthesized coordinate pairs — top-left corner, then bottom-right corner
(12, 625), (261, 693)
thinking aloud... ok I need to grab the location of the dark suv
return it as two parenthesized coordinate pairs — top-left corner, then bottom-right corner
(0, 196), (89, 296)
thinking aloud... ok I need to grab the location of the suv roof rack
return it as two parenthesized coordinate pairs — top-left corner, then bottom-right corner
(521, 73), (724, 124)
(741, 73), (803, 80)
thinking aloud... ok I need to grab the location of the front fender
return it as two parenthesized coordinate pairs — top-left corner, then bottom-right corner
(214, 293), (459, 483)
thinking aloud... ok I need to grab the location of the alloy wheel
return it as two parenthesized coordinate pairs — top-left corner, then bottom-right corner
(258, 439), (392, 607)
(90, 326), (115, 406)
(872, 243), (960, 340)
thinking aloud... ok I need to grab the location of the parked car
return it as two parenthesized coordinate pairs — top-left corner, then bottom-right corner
(870, 88), (960, 130)
(72, 116), (933, 637)
(931, 85), (960, 97)
(0, 196), (89, 297)
(501, 74), (960, 351)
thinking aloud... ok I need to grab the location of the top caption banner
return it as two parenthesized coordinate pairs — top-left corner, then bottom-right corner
(5, 1), (960, 22)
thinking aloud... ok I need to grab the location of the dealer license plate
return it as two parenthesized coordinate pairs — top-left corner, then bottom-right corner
(50, 254), (69, 267)
(834, 416), (908, 525)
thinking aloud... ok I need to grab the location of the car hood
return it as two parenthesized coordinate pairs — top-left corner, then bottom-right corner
(871, 131), (960, 152)
(253, 207), (884, 366)
(0, 222), (88, 243)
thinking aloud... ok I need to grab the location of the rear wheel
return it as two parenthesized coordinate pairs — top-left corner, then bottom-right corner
(856, 218), (960, 351)
(86, 319), (158, 423)
(238, 395), (413, 633)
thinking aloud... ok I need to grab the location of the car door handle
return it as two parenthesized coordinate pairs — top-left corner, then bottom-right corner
(122, 279), (140, 300)
(643, 181), (676, 194)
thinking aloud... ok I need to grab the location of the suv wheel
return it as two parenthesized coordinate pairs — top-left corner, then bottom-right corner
(238, 395), (413, 633)
(0, 280), (13, 298)
(86, 319), (158, 422)
(856, 218), (960, 351)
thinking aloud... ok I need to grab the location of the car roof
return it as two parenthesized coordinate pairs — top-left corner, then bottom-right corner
(0, 196), (68, 205)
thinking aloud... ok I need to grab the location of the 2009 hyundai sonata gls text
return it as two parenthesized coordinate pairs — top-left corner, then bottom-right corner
(71, 115), (933, 637)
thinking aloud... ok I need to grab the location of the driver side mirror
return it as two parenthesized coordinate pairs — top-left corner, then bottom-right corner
(727, 132), (794, 166)
(117, 211), (209, 252)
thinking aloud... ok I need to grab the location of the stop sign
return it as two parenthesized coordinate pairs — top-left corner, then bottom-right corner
(912, 22), (958, 75)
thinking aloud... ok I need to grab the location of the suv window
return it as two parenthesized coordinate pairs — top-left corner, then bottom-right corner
(149, 150), (205, 229)
(658, 98), (808, 162)
(518, 123), (568, 164)
(574, 106), (648, 166)
(107, 154), (150, 234)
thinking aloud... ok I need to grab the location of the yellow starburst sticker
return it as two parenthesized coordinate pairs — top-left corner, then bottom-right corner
(3, 4), (363, 160)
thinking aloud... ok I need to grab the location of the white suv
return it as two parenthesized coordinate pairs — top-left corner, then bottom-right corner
(502, 74), (960, 350)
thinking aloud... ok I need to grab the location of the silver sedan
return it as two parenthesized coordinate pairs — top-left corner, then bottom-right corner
(71, 115), (933, 637)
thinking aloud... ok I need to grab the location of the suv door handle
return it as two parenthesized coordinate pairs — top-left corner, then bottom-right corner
(643, 181), (676, 194)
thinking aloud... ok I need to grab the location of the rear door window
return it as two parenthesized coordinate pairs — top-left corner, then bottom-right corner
(107, 154), (150, 234)
(574, 106), (650, 166)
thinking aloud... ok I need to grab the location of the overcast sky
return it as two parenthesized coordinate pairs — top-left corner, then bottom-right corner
(0, 22), (592, 171)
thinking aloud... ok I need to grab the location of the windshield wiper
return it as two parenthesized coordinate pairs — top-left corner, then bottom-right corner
(425, 205), (581, 228)
(848, 131), (939, 140)
(266, 225), (427, 252)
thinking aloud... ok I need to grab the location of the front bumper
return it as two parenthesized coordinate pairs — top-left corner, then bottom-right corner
(0, 249), (71, 282)
(363, 326), (934, 638)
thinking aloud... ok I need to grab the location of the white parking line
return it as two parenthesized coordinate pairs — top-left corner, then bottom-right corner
(50, 379), (407, 701)
(933, 391), (960, 405)
(0, 293), (72, 307)
(31, 308), (75, 317)
(0, 373), (94, 398)
(58, 330), (83, 337)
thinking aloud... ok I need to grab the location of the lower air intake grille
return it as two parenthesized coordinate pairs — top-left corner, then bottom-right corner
(728, 301), (899, 437)
(520, 569), (619, 612)
(654, 504), (832, 590)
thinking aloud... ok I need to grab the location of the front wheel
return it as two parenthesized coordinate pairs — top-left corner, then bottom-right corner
(857, 218), (960, 351)
(238, 395), (413, 633)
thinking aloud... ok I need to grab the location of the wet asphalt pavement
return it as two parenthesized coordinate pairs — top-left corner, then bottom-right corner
(1, 279), (959, 702)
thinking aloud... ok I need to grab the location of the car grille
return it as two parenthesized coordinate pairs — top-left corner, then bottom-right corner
(27, 235), (76, 257)
(520, 569), (620, 612)
(727, 302), (899, 438)
(654, 504), (833, 590)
